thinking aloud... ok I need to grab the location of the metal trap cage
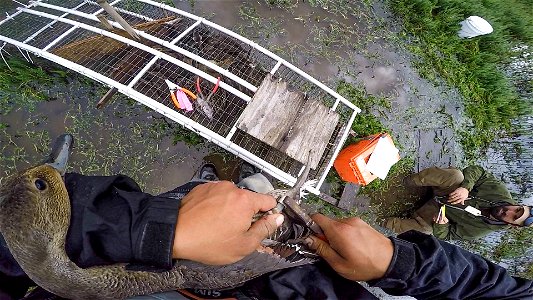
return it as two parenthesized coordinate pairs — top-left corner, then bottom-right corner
(0, 0), (361, 195)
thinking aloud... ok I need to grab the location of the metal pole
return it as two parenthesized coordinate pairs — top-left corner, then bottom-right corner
(96, 0), (140, 41)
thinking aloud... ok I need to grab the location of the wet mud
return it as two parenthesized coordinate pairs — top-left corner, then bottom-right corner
(169, 0), (468, 213)
(1, 1), (466, 207)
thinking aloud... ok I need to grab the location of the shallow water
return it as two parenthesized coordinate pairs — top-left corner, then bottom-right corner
(1, 0), (530, 292)
(0, 0), (466, 195)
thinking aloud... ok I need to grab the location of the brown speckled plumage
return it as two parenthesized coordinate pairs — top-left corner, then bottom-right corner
(0, 165), (315, 299)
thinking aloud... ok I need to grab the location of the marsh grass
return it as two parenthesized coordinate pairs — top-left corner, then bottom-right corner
(235, 4), (286, 42)
(337, 81), (390, 139)
(0, 57), (67, 115)
(0, 74), (196, 193)
(264, 0), (298, 10)
(388, 0), (532, 159)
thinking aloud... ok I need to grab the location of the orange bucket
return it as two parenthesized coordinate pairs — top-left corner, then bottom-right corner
(333, 133), (399, 185)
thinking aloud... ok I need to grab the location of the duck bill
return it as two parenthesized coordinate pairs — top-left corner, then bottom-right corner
(44, 134), (74, 176)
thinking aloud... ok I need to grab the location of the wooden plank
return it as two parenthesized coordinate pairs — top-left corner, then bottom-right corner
(236, 73), (305, 146)
(96, 87), (118, 109)
(318, 192), (339, 206)
(237, 74), (339, 168)
(338, 182), (368, 211)
(280, 99), (339, 168)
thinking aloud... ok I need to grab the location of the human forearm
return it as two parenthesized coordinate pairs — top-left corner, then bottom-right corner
(371, 231), (533, 299)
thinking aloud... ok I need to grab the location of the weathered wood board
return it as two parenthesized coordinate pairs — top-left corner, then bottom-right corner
(236, 74), (340, 168)
(280, 98), (340, 168)
(338, 182), (370, 211)
(236, 74), (305, 146)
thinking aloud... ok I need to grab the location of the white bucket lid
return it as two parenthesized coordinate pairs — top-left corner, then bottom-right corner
(466, 16), (493, 34)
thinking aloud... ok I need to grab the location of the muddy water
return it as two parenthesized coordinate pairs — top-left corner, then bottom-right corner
(0, 0), (465, 195)
(176, 0), (466, 170)
(0, 76), (208, 193)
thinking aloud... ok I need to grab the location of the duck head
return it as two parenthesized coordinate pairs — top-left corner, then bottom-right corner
(0, 134), (316, 299)
(0, 134), (73, 268)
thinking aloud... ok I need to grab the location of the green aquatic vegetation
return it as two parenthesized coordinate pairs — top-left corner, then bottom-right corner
(305, 193), (360, 218)
(388, 0), (532, 159)
(0, 57), (66, 115)
(336, 81), (391, 138)
(264, 0), (298, 10)
(171, 125), (204, 146)
(492, 227), (533, 261)
(235, 4), (286, 42)
(362, 156), (414, 193)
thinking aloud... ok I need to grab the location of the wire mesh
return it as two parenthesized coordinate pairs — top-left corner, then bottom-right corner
(77, 2), (104, 15)
(50, 28), (155, 85)
(232, 129), (304, 177)
(133, 59), (248, 136)
(275, 64), (344, 114)
(46, 0), (86, 9)
(175, 23), (277, 96)
(0, 0), (359, 188)
(0, 13), (54, 42)
(24, 20), (74, 49)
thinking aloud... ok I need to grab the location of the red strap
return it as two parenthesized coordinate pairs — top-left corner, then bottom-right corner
(196, 77), (202, 94)
(212, 77), (220, 93)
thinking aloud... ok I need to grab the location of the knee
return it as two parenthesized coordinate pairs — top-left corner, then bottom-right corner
(447, 168), (464, 185)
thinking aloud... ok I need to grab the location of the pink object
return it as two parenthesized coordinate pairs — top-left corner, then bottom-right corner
(174, 90), (186, 110)
(177, 90), (193, 111)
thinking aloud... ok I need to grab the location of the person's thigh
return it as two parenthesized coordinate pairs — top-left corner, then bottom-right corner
(413, 167), (464, 196)
(413, 199), (440, 225)
(384, 217), (433, 235)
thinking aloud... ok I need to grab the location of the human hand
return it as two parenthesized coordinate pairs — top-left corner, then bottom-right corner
(172, 181), (284, 265)
(433, 214), (449, 224)
(448, 187), (469, 205)
(304, 214), (394, 281)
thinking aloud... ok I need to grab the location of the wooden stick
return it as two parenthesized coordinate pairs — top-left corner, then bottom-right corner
(96, 87), (118, 109)
(96, 0), (141, 41)
(96, 14), (114, 30)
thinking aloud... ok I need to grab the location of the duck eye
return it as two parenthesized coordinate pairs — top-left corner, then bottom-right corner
(35, 179), (47, 191)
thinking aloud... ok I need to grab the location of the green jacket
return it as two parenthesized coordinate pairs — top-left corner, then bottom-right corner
(433, 165), (515, 240)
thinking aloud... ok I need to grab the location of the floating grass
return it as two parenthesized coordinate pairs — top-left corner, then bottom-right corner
(0, 57), (67, 115)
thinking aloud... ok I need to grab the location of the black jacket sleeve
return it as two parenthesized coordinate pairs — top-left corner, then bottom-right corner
(65, 173), (182, 270)
(369, 230), (533, 299)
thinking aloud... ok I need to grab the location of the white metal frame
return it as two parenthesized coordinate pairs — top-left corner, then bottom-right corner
(139, 0), (360, 112)
(19, 7), (252, 102)
(0, 0), (362, 194)
(0, 35), (297, 184)
(30, 1), (258, 93)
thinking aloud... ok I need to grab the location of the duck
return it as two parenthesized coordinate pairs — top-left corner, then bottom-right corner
(0, 134), (316, 299)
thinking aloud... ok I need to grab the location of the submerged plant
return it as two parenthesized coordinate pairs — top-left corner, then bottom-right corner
(0, 57), (67, 115)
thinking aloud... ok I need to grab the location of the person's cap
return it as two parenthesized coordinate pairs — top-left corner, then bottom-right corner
(515, 206), (532, 226)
